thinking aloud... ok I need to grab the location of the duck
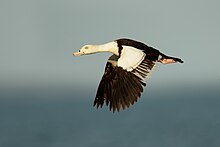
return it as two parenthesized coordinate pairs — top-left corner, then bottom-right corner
(73, 38), (183, 112)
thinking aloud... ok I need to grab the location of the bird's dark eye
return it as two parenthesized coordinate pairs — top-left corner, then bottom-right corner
(85, 46), (88, 49)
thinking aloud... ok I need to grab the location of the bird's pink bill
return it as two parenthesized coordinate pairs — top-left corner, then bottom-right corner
(72, 51), (83, 56)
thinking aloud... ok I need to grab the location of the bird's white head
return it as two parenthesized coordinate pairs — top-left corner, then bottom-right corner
(72, 45), (98, 56)
(73, 41), (118, 56)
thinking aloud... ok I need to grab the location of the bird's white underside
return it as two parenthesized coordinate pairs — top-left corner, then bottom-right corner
(117, 46), (145, 71)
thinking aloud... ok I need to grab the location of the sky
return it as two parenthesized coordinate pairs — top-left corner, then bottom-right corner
(0, 0), (220, 98)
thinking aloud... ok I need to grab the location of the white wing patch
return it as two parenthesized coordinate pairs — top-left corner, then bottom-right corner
(117, 46), (145, 71)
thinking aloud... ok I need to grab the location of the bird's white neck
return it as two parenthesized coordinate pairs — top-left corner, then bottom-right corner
(96, 41), (119, 56)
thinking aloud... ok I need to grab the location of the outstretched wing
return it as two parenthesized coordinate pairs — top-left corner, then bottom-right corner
(93, 55), (155, 112)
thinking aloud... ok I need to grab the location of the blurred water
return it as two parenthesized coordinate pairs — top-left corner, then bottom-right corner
(0, 88), (220, 147)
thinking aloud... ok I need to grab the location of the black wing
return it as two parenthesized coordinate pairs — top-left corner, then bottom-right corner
(93, 56), (155, 112)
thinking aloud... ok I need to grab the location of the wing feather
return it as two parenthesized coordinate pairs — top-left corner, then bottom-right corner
(94, 55), (155, 112)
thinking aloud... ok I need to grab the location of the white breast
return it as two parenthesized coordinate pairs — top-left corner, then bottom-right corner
(117, 46), (145, 71)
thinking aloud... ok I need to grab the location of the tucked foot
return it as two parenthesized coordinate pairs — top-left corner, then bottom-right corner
(159, 58), (177, 64)
(159, 53), (184, 64)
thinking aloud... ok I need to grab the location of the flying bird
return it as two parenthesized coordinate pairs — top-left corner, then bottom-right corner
(73, 38), (183, 112)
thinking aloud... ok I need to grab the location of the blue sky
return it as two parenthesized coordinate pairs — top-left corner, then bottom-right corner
(0, 0), (220, 98)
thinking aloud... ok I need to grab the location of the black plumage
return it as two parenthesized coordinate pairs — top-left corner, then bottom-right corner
(94, 55), (155, 112)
